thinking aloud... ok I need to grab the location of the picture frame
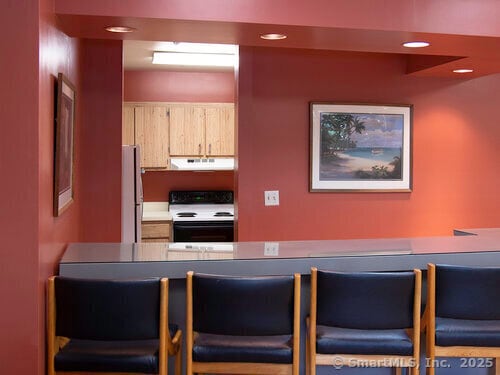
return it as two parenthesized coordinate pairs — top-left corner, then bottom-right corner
(53, 73), (76, 216)
(310, 102), (412, 192)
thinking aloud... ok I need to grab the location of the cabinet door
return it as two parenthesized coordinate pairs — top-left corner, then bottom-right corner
(169, 105), (205, 156)
(135, 106), (169, 169)
(205, 105), (235, 156)
(122, 105), (135, 145)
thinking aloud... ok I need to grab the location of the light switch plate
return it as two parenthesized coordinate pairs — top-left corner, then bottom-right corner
(264, 242), (279, 256)
(264, 190), (280, 206)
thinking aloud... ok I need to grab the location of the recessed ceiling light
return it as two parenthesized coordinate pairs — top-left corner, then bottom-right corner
(105, 26), (136, 33)
(453, 69), (474, 74)
(152, 52), (237, 67)
(260, 33), (287, 40)
(402, 41), (430, 48)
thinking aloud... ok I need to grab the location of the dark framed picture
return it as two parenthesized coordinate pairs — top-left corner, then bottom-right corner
(310, 103), (412, 192)
(54, 73), (76, 216)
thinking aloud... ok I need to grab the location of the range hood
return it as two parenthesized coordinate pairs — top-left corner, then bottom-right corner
(170, 157), (234, 171)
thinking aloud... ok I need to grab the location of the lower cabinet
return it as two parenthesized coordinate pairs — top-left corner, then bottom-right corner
(141, 221), (171, 242)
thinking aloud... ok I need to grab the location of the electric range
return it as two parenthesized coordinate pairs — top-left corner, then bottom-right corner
(169, 191), (234, 242)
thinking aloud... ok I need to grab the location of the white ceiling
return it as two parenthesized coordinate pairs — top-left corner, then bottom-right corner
(123, 40), (235, 71)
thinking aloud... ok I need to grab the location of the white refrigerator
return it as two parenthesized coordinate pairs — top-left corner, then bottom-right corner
(121, 145), (143, 242)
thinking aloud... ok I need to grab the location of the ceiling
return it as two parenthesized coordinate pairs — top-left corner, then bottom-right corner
(55, 0), (500, 78)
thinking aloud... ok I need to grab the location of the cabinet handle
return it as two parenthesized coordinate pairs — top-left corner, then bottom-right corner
(208, 143), (212, 155)
(198, 144), (202, 155)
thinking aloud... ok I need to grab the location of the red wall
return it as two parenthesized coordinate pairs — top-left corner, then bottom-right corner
(79, 39), (123, 241)
(124, 70), (235, 103)
(142, 171), (234, 201)
(0, 0), (82, 373)
(237, 47), (500, 241)
(124, 70), (236, 201)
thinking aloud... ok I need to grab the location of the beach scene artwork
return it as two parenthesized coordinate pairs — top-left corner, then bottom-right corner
(319, 112), (404, 181)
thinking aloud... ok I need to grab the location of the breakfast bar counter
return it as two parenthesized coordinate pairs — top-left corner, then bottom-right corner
(58, 229), (500, 375)
(60, 228), (500, 279)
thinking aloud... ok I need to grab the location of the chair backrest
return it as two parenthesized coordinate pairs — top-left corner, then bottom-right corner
(435, 264), (500, 320)
(192, 273), (295, 335)
(316, 270), (415, 329)
(54, 277), (161, 340)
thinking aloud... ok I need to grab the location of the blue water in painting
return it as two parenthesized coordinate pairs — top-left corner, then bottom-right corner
(343, 147), (401, 162)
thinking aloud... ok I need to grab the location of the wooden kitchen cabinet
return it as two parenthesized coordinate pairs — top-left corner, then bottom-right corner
(141, 220), (171, 242)
(169, 105), (205, 156)
(122, 104), (169, 169)
(169, 103), (235, 157)
(205, 105), (235, 156)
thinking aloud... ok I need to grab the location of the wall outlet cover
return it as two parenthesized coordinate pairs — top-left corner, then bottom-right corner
(264, 242), (279, 256)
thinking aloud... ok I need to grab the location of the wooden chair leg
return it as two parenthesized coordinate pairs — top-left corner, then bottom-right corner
(175, 348), (182, 375)
(495, 358), (500, 375)
(394, 367), (402, 375)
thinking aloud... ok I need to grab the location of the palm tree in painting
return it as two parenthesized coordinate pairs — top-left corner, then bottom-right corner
(320, 113), (365, 157)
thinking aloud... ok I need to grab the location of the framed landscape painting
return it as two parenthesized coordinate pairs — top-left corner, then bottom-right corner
(310, 103), (412, 192)
(53, 73), (76, 216)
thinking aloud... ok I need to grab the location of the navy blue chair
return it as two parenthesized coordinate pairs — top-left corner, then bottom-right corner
(308, 267), (421, 375)
(47, 276), (182, 375)
(185, 271), (301, 375)
(426, 264), (500, 375)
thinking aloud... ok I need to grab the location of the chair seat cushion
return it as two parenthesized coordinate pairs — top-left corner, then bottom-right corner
(54, 339), (159, 373)
(193, 333), (293, 363)
(435, 317), (500, 347)
(316, 325), (413, 355)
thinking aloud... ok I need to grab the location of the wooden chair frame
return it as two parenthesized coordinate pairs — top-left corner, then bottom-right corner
(307, 267), (421, 375)
(426, 263), (500, 375)
(185, 271), (301, 375)
(47, 276), (182, 375)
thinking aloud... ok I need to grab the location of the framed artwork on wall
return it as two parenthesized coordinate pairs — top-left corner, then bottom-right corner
(310, 102), (412, 192)
(53, 73), (76, 216)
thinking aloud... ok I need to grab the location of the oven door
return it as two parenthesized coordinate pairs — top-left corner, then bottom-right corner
(173, 221), (234, 242)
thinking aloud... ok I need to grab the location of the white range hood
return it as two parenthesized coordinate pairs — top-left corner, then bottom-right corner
(170, 157), (234, 171)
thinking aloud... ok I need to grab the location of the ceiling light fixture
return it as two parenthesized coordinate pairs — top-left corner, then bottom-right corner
(260, 33), (287, 40)
(105, 26), (136, 33)
(402, 41), (430, 48)
(453, 68), (474, 74)
(157, 42), (238, 54)
(152, 52), (237, 67)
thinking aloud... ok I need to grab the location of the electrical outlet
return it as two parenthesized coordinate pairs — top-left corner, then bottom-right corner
(264, 242), (279, 256)
(264, 190), (280, 206)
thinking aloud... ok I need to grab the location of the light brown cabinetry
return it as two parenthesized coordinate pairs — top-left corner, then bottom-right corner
(122, 104), (169, 169)
(141, 220), (171, 242)
(169, 103), (235, 157)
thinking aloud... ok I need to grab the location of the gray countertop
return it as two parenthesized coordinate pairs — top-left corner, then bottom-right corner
(59, 228), (500, 279)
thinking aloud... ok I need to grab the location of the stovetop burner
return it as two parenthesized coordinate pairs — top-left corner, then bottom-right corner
(177, 212), (197, 217)
(214, 212), (234, 217)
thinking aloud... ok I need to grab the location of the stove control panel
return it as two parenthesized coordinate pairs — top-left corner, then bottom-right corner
(169, 190), (234, 205)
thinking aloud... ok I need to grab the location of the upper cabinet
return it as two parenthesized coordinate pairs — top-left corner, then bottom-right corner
(122, 104), (169, 170)
(122, 102), (235, 168)
(169, 103), (235, 157)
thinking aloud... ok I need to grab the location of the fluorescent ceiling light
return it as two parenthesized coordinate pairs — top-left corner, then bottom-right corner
(402, 41), (430, 48)
(453, 68), (474, 73)
(260, 33), (287, 40)
(105, 26), (136, 33)
(157, 42), (238, 55)
(152, 52), (237, 67)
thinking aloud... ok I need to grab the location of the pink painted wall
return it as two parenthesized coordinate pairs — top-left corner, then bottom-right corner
(124, 70), (235, 103)
(142, 171), (234, 201)
(79, 39), (123, 241)
(237, 47), (500, 241)
(123, 70), (236, 201)
(0, 2), (40, 373)
(0, 0), (82, 373)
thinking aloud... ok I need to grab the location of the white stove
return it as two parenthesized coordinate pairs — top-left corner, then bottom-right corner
(169, 204), (234, 222)
(169, 191), (235, 242)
